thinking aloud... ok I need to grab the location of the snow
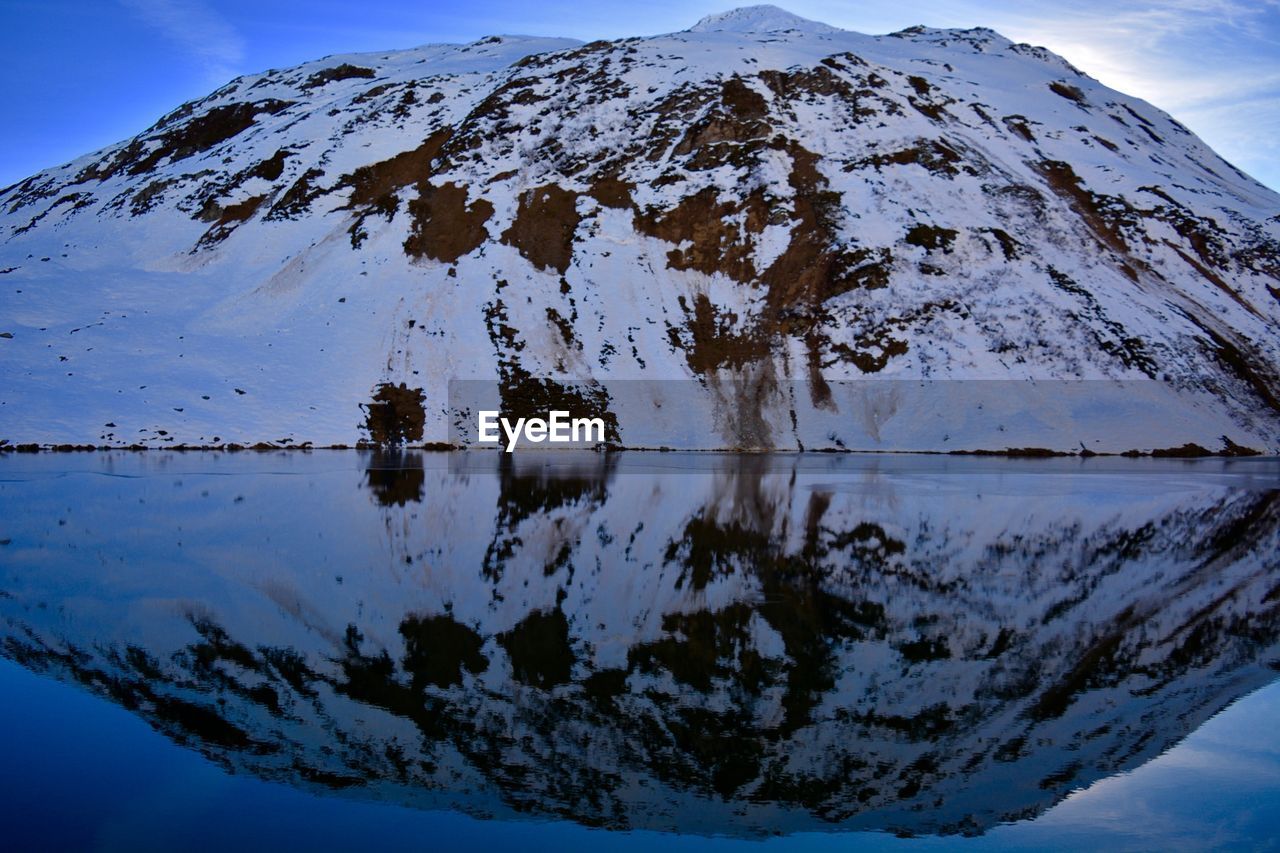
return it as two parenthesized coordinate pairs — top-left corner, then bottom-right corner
(687, 5), (841, 34)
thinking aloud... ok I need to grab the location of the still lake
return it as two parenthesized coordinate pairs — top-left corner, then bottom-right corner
(1, 451), (1277, 850)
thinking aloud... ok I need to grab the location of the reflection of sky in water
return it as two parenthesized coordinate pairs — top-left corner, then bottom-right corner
(1, 659), (1276, 850)
(0, 451), (1277, 848)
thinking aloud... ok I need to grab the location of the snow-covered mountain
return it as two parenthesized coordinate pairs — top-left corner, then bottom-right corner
(1, 452), (1277, 835)
(2, 5), (1279, 451)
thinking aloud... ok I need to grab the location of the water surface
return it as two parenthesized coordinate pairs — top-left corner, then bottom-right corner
(1, 451), (1277, 849)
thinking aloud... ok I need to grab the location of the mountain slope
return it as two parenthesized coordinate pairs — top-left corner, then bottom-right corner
(1, 5), (1278, 450)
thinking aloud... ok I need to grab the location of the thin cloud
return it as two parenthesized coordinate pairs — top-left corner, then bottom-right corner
(118, 0), (246, 81)
(968, 0), (1280, 189)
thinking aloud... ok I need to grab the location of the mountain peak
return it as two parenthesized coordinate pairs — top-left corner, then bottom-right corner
(687, 5), (840, 34)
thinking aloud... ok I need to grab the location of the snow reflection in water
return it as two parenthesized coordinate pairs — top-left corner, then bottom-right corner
(0, 451), (1277, 839)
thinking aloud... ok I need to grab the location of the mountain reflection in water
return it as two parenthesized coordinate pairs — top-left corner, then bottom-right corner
(0, 451), (1277, 839)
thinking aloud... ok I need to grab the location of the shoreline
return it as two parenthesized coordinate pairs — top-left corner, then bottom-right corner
(0, 442), (1272, 458)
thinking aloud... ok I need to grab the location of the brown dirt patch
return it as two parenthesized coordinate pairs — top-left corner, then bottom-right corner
(341, 129), (453, 247)
(850, 139), (971, 178)
(644, 140), (904, 385)
(1049, 82), (1087, 105)
(362, 383), (426, 445)
(403, 182), (494, 263)
(634, 186), (769, 283)
(302, 64), (375, 90)
(247, 149), (291, 182)
(668, 293), (771, 374)
(587, 175), (634, 209)
(111, 100), (293, 179)
(500, 184), (581, 274)
(197, 194), (266, 246)
(1036, 160), (1130, 255)
(758, 143), (879, 307)
(266, 168), (325, 220)
(667, 77), (773, 171)
(342, 129), (452, 211)
(720, 76), (768, 118)
(1003, 116), (1036, 143)
(904, 224), (957, 252)
(829, 332), (909, 373)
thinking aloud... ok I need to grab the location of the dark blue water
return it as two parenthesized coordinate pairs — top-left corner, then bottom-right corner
(1, 451), (1278, 850)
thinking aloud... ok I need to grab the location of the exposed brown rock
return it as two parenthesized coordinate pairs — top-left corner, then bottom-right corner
(1166, 242), (1258, 317)
(1182, 313), (1280, 414)
(758, 63), (866, 105)
(1049, 82), (1087, 105)
(986, 228), (1021, 260)
(759, 143), (884, 308)
(587, 175), (634, 209)
(1036, 159), (1131, 255)
(669, 80), (773, 171)
(850, 139), (973, 178)
(130, 179), (176, 216)
(1003, 115), (1036, 143)
(197, 194), (266, 246)
(302, 64), (376, 90)
(660, 77), (768, 170)
(1046, 267), (1155, 375)
(95, 100), (293, 180)
(1150, 443), (1214, 458)
(906, 81), (951, 121)
(1221, 436), (1263, 457)
(1152, 202), (1231, 270)
(341, 129), (453, 247)
(501, 184), (581, 274)
(12, 192), (93, 235)
(482, 295), (619, 445)
(247, 149), (291, 182)
(720, 76), (768, 118)
(635, 186), (768, 283)
(266, 168), (325, 220)
(642, 139), (905, 385)
(352, 82), (396, 104)
(668, 293), (771, 374)
(830, 332), (910, 373)
(905, 224), (957, 252)
(403, 182), (494, 263)
(342, 129), (452, 211)
(672, 120), (771, 169)
(362, 383), (426, 445)
(641, 83), (719, 162)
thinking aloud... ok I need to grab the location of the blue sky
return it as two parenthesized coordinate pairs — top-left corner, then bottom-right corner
(1, 0), (1277, 191)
